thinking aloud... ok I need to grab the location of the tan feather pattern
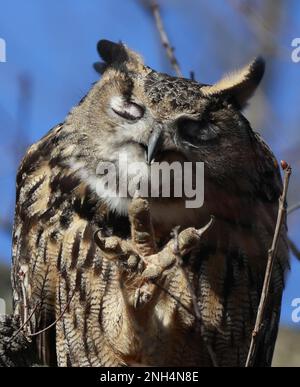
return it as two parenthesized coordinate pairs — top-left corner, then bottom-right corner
(11, 43), (289, 367)
(12, 124), (289, 366)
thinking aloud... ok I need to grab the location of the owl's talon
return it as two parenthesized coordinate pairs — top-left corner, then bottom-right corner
(95, 205), (214, 309)
(196, 216), (215, 237)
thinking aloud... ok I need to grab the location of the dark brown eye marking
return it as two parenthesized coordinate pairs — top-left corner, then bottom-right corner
(177, 117), (220, 146)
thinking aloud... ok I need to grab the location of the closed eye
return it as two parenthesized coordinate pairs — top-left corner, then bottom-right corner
(177, 118), (219, 146)
(111, 96), (144, 121)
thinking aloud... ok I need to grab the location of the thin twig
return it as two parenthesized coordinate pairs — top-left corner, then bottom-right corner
(245, 161), (292, 367)
(227, 0), (289, 59)
(150, 1), (183, 77)
(7, 302), (40, 344)
(28, 289), (76, 338)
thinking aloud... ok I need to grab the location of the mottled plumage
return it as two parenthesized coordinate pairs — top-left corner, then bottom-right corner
(12, 40), (289, 367)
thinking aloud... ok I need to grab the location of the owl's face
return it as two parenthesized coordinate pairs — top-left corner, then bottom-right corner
(65, 40), (265, 222)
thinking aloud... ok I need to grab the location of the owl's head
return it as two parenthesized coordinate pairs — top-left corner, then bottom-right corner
(66, 40), (265, 219)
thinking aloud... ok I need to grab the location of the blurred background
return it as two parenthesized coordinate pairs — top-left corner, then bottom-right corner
(0, 0), (299, 366)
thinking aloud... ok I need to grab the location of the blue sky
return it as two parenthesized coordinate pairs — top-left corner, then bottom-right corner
(0, 0), (299, 326)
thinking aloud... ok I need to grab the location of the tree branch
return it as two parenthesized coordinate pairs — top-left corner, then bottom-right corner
(150, 1), (183, 77)
(245, 161), (292, 367)
(28, 289), (76, 338)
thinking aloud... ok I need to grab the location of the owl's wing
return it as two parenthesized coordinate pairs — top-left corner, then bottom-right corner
(12, 124), (65, 365)
(12, 124), (109, 366)
(251, 131), (283, 203)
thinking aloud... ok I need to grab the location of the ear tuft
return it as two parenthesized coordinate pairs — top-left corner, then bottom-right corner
(97, 40), (128, 66)
(95, 39), (145, 75)
(93, 61), (107, 75)
(202, 57), (265, 109)
(246, 56), (265, 88)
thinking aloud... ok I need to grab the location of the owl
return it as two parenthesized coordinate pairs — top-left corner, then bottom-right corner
(11, 40), (289, 367)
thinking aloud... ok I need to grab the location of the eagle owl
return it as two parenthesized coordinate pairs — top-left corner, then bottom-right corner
(12, 40), (289, 367)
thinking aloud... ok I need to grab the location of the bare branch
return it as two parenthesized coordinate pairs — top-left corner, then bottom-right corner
(7, 302), (40, 344)
(28, 289), (76, 338)
(227, 0), (288, 58)
(245, 161), (292, 367)
(150, 1), (183, 77)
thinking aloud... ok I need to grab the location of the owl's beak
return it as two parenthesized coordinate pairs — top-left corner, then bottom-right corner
(147, 128), (163, 164)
